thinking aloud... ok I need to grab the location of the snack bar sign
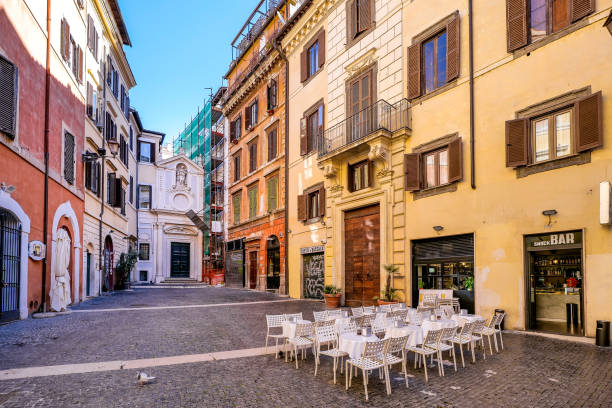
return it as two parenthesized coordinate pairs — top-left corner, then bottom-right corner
(527, 231), (582, 249)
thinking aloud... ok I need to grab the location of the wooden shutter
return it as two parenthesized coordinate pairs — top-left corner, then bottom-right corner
(108, 173), (116, 204)
(253, 98), (258, 124)
(317, 30), (326, 67)
(318, 185), (326, 217)
(136, 184), (140, 209)
(150, 143), (156, 163)
(506, 0), (528, 52)
(300, 50), (308, 82)
(0, 56), (18, 138)
(448, 137), (463, 183)
(85, 161), (92, 191)
(446, 14), (460, 82)
(407, 43), (421, 99)
(230, 118), (236, 140)
(86, 83), (93, 117)
(78, 46), (83, 83)
(505, 118), (528, 167)
(267, 82), (272, 110)
(358, 0), (372, 33)
(245, 105), (251, 129)
(297, 194), (306, 221)
(575, 91), (602, 152)
(317, 105), (324, 151)
(404, 153), (420, 191)
(570, 0), (594, 22)
(87, 15), (93, 49)
(300, 117), (307, 155)
(64, 132), (75, 184)
(94, 162), (101, 196)
(114, 178), (122, 207)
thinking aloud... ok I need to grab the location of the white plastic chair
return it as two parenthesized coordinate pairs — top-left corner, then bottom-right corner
(407, 329), (443, 383)
(313, 310), (328, 322)
(473, 316), (498, 355)
(351, 307), (364, 317)
(265, 314), (285, 359)
(450, 322), (473, 367)
(494, 312), (505, 350)
(345, 338), (389, 401)
(383, 335), (410, 392)
(433, 327), (458, 374)
(287, 322), (314, 369)
(314, 324), (348, 384)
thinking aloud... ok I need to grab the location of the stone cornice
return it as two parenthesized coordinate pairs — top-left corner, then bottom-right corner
(281, 0), (338, 56)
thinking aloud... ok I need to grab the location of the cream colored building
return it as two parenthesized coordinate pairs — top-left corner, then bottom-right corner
(82, 0), (137, 294)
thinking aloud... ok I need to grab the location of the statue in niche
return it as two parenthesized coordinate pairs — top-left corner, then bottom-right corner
(176, 164), (188, 187)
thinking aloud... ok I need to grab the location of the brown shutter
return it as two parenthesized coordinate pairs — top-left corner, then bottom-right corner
(86, 83), (92, 117)
(108, 173), (116, 204)
(404, 153), (420, 191)
(505, 118), (528, 167)
(245, 106), (251, 129)
(448, 137), (463, 183)
(350, 0), (357, 38)
(230, 118), (236, 141)
(446, 13), (460, 82)
(300, 50), (308, 82)
(114, 178), (122, 207)
(575, 91), (602, 152)
(318, 185), (325, 217)
(78, 46), (83, 83)
(87, 15), (93, 49)
(64, 20), (71, 61)
(506, 0), (528, 52)
(359, 0), (372, 32)
(150, 143), (156, 163)
(297, 194), (306, 221)
(407, 43), (421, 99)
(300, 117), (307, 155)
(570, 0), (595, 22)
(318, 104), (324, 151)
(317, 30), (326, 67)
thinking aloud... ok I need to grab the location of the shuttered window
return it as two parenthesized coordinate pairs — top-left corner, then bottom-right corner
(407, 12), (459, 100)
(129, 176), (134, 204)
(245, 99), (258, 129)
(267, 176), (278, 212)
(87, 15), (98, 61)
(267, 79), (277, 110)
(347, 0), (374, 43)
(138, 185), (151, 209)
(63, 132), (75, 184)
(300, 30), (325, 82)
(230, 115), (242, 141)
(232, 193), (241, 224)
(86, 83), (98, 121)
(405, 136), (463, 191)
(301, 101), (324, 156)
(248, 186), (258, 219)
(505, 91), (602, 168)
(267, 127), (277, 161)
(298, 183), (325, 222)
(506, 0), (594, 52)
(348, 160), (372, 192)
(249, 141), (257, 173)
(138, 141), (154, 163)
(233, 153), (241, 182)
(84, 156), (100, 195)
(60, 18), (70, 61)
(0, 55), (18, 138)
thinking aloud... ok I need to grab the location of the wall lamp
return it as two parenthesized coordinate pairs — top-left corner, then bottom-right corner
(433, 226), (444, 232)
(542, 209), (558, 227)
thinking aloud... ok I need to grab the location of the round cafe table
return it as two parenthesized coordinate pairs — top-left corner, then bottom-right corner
(282, 319), (311, 339)
(450, 314), (483, 327)
(384, 323), (423, 347)
(338, 333), (379, 359)
(420, 318), (457, 337)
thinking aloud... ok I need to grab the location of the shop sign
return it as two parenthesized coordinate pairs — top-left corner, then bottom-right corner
(300, 245), (324, 255)
(526, 231), (582, 250)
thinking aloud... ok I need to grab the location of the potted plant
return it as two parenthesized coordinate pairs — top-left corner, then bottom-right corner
(375, 264), (400, 305)
(114, 250), (138, 290)
(463, 276), (474, 291)
(323, 285), (342, 308)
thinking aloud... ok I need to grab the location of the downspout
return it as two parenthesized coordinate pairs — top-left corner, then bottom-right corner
(272, 37), (289, 296)
(41, 0), (51, 312)
(469, 0), (476, 189)
(99, 51), (107, 293)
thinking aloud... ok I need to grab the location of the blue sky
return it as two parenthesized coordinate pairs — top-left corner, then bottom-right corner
(121, 0), (256, 145)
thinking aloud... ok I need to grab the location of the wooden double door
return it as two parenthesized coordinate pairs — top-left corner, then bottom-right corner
(344, 204), (380, 306)
(170, 242), (190, 278)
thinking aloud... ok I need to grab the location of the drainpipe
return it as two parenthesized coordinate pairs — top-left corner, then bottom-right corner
(272, 37), (289, 296)
(99, 51), (107, 293)
(469, 0), (476, 189)
(41, 0), (51, 312)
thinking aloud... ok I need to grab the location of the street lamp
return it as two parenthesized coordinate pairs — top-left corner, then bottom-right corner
(106, 138), (120, 157)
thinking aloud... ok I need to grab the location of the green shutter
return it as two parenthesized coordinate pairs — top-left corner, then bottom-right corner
(249, 187), (258, 219)
(233, 194), (241, 224)
(267, 177), (278, 211)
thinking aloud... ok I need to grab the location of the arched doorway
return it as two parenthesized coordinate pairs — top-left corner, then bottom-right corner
(103, 235), (114, 292)
(266, 235), (280, 290)
(0, 209), (21, 323)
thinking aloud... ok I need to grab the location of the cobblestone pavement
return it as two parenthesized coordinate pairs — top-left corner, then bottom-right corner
(1, 288), (611, 407)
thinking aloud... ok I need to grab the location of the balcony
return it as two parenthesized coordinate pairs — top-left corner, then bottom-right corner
(318, 99), (410, 159)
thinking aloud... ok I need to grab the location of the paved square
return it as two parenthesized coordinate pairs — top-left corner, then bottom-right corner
(0, 288), (610, 407)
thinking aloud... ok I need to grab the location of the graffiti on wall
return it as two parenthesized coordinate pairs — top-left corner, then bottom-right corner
(303, 252), (324, 299)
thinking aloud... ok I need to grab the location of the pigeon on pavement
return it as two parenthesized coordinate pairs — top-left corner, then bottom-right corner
(137, 372), (156, 385)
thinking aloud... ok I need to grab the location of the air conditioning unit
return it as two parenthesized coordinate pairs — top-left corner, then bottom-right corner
(600, 181), (611, 225)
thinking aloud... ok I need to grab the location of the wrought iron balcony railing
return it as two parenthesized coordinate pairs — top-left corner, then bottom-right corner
(318, 99), (410, 158)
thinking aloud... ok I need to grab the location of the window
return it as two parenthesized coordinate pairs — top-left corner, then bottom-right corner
(138, 141), (154, 163)
(267, 127), (278, 161)
(248, 186), (258, 219)
(71, 40), (83, 84)
(120, 136), (128, 166)
(407, 13), (459, 99)
(248, 141), (257, 173)
(138, 185), (152, 209)
(423, 31), (447, 94)
(129, 126), (133, 151)
(120, 85), (126, 114)
(300, 101), (323, 156)
(232, 192), (241, 224)
(0, 55), (18, 138)
(105, 112), (117, 141)
(297, 183), (325, 222)
(107, 173), (123, 209)
(267, 176), (278, 212)
(300, 30), (325, 82)
(139, 243), (150, 260)
(347, 0), (373, 43)
(139, 271), (148, 281)
(107, 57), (119, 99)
(233, 153), (241, 182)
(86, 83), (98, 122)
(347, 69), (373, 140)
(129, 176), (134, 204)
(230, 114), (242, 141)
(267, 79), (277, 111)
(60, 18), (70, 62)
(505, 91), (602, 169)
(245, 99), (258, 129)
(87, 15), (98, 61)
(63, 132), (75, 184)
(507, 0), (594, 52)
(405, 136), (463, 192)
(348, 160), (371, 192)
(84, 158), (101, 196)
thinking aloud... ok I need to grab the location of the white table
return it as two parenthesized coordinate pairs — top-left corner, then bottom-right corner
(282, 319), (311, 339)
(451, 314), (483, 327)
(420, 318), (458, 337)
(338, 333), (379, 359)
(384, 323), (423, 347)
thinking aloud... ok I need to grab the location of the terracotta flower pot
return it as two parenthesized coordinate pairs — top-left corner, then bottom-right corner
(377, 299), (398, 306)
(324, 294), (341, 308)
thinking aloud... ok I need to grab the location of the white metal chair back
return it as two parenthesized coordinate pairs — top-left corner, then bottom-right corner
(423, 329), (442, 347)
(440, 326), (457, 342)
(472, 320), (485, 336)
(441, 305), (455, 319)
(284, 312), (303, 321)
(495, 312), (505, 327)
(422, 294), (438, 308)
(266, 314), (285, 328)
(378, 304), (392, 313)
(386, 335), (409, 355)
(416, 305), (433, 314)
(313, 310), (328, 322)
(315, 319), (335, 329)
(390, 303), (405, 311)
(362, 339), (387, 359)
(328, 309), (344, 319)
(435, 297), (452, 309)
(339, 321), (358, 335)
(295, 322), (314, 338)
(487, 315), (497, 329)
(451, 298), (461, 312)
(315, 323), (338, 346)
(460, 321), (474, 337)
(362, 306), (375, 314)
(388, 309), (407, 322)
(360, 314), (375, 328)
(351, 307), (364, 317)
